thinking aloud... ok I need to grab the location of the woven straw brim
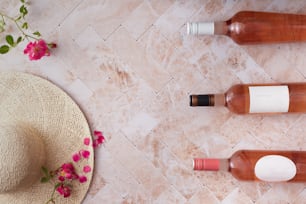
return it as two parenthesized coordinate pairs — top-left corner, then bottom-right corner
(0, 72), (93, 204)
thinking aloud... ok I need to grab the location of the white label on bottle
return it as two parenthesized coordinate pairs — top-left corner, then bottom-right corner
(254, 155), (296, 182)
(249, 86), (289, 113)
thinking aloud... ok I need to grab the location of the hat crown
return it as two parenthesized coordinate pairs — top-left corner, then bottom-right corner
(0, 125), (45, 193)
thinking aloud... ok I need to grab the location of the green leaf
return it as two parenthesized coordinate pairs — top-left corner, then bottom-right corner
(22, 22), (28, 29)
(54, 183), (61, 189)
(5, 35), (14, 47)
(0, 45), (9, 54)
(33, 31), (41, 37)
(19, 5), (28, 17)
(20, 0), (25, 3)
(0, 19), (5, 32)
(15, 16), (22, 21)
(40, 177), (50, 183)
(17, 36), (22, 44)
(41, 166), (49, 177)
(20, 5), (25, 13)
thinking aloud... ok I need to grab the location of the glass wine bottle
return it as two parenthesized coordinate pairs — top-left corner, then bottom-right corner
(190, 83), (306, 114)
(187, 11), (306, 44)
(193, 150), (306, 182)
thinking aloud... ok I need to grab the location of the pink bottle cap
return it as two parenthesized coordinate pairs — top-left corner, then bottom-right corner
(193, 158), (220, 171)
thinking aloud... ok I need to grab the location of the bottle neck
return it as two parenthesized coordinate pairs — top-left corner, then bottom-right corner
(187, 21), (227, 35)
(190, 94), (225, 107)
(193, 158), (229, 171)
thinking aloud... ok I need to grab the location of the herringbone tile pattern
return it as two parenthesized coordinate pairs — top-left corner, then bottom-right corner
(2, 0), (306, 203)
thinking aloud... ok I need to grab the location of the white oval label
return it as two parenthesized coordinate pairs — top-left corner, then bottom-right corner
(254, 155), (296, 182)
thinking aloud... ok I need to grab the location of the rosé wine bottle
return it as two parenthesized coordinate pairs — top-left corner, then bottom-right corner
(187, 11), (306, 45)
(194, 150), (306, 182)
(190, 83), (306, 114)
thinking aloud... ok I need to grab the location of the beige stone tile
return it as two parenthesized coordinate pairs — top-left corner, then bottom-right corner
(157, 152), (202, 199)
(107, 131), (170, 198)
(153, 185), (187, 204)
(85, 184), (123, 204)
(106, 26), (171, 92)
(255, 183), (305, 204)
(195, 170), (239, 201)
(58, 0), (143, 39)
(238, 182), (271, 203)
(293, 188), (306, 204)
(54, 0), (83, 11)
(91, 148), (148, 201)
(66, 78), (93, 103)
(157, 47), (207, 91)
(121, 111), (159, 143)
(244, 44), (306, 82)
(220, 115), (263, 147)
(281, 115), (306, 150)
(187, 186), (220, 204)
(26, 0), (69, 35)
(138, 25), (177, 71)
(221, 187), (253, 204)
(122, 0), (174, 40)
(155, 0), (202, 36)
(252, 114), (301, 149)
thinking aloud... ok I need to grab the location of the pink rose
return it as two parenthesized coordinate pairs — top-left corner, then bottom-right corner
(83, 165), (91, 173)
(79, 175), (87, 183)
(72, 153), (81, 162)
(23, 40), (53, 60)
(83, 137), (90, 146)
(56, 184), (71, 198)
(81, 150), (90, 159)
(57, 163), (78, 181)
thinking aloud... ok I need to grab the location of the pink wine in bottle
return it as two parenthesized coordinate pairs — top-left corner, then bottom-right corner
(194, 150), (306, 182)
(187, 11), (306, 44)
(190, 83), (306, 114)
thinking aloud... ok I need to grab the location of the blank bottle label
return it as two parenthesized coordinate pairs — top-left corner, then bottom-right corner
(249, 86), (289, 113)
(254, 155), (296, 182)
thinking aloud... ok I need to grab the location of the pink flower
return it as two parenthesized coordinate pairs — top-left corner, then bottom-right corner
(23, 40), (51, 60)
(61, 163), (74, 170)
(56, 184), (71, 198)
(93, 131), (105, 148)
(94, 131), (102, 137)
(83, 137), (90, 146)
(97, 135), (105, 144)
(72, 153), (81, 162)
(79, 175), (87, 183)
(57, 163), (78, 181)
(83, 165), (91, 173)
(81, 150), (90, 159)
(92, 140), (98, 148)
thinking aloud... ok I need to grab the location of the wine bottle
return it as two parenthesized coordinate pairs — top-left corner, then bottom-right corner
(187, 11), (306, 44)
(190, 83), (306, 114)
(193, 150), (306, 182)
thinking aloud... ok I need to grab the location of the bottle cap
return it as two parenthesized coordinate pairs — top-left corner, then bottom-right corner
(187, 22), (214, 35)
(193, 158), (219, 171)
(190, 95), (212, 106)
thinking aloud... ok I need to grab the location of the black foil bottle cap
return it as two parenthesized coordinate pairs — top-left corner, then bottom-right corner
(190, 95), (211, 106)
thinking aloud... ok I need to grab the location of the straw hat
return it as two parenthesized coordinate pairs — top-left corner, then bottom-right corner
(0, 72), (94, 204)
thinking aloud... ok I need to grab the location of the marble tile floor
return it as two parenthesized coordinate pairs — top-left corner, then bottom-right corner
(1, 0), (306, 203)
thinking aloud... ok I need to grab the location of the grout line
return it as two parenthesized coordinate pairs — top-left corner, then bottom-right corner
(104, 24), (123, 41)
(57, 0), (86, 27)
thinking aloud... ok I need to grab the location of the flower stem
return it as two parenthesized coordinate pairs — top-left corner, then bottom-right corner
(45, 185), (57, 204)
(0, 12), (39, 41)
